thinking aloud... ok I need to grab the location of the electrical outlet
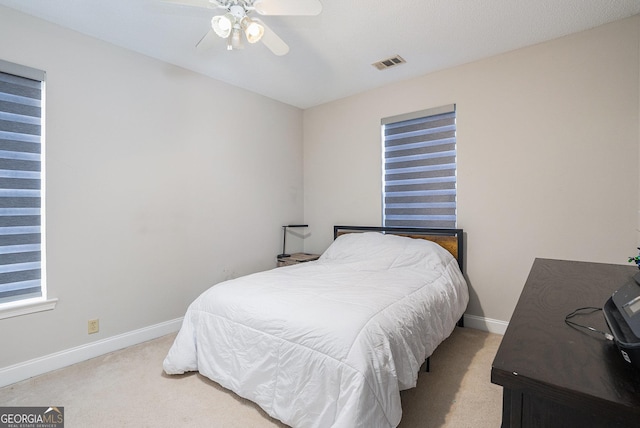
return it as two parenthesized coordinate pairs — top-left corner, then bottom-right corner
(88, 319), (99, 334)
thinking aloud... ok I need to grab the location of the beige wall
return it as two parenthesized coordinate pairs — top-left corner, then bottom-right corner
(303, 16), (640, 324)
(0, 6), (303, 367)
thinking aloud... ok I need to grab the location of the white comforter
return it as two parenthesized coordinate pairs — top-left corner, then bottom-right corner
(163, 232), (468, 428)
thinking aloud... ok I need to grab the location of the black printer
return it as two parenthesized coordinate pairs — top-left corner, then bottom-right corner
(603, 271), (640, 370)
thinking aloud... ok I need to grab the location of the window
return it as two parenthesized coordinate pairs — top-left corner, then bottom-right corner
(382, 104), (457, 228)
(0, 59), (45, 307)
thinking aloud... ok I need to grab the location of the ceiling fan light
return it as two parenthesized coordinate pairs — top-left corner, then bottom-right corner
(211, 13), (234, 38)
(242, 18), (264, 43)
(231, 27), (244, 50)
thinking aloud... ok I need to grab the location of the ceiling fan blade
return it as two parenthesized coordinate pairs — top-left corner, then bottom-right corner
(161, 0), (221, 10)
(253, 0), (322, 16)
(196, 29), (219, 51)
(255, 19), (289, 56)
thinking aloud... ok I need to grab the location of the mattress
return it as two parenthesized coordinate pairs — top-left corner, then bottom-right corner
(163, 232), (469, 428)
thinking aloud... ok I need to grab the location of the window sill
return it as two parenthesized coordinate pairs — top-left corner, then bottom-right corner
(0, 298), (58, 320)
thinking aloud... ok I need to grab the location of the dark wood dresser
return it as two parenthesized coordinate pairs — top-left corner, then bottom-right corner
(491, 258), (640, 427)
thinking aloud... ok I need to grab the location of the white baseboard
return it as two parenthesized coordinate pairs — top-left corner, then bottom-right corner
(463, 314), (509, 335)
(0, 317), (183, 388)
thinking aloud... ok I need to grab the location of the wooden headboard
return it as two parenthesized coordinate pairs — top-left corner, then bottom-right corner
(333, 226), (464, 272)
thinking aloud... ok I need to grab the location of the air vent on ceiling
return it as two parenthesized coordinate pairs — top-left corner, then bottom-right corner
(372, 55), (406, 71)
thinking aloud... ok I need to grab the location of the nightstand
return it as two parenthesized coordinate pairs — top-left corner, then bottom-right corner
(277, 252), (320, 267)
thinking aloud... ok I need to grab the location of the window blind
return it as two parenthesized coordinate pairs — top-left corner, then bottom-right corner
(382, 105), (456, 228)
(0, 60), (45, 304)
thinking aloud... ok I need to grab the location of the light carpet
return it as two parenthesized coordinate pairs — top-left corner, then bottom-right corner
(0, 327), (503, 427)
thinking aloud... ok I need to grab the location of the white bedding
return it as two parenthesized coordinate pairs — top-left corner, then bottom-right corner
(163, 232), (469, 428)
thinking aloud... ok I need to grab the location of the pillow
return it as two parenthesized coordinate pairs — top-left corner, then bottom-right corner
(319, 231), (454, 272)
(320, 232), (395, 264)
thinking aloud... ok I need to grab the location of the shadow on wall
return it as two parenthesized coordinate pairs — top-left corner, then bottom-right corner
(459, 231), (496, 331)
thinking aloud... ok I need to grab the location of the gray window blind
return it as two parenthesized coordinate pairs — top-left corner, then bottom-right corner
(0, 60), (45, 304)
(382, 105), (457, 228)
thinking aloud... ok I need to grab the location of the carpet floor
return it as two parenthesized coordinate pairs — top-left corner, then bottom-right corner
(0, 326), (503, 427)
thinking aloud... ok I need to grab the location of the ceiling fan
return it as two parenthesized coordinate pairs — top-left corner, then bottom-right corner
(166, 0), (322, 56)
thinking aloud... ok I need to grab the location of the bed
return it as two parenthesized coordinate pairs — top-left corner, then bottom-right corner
(163, 226), (469, 428)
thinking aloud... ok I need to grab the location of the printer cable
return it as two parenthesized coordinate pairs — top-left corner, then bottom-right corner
(564, 306), (614, 341)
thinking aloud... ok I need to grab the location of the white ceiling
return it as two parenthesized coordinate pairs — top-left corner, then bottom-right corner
(1, 0), (639, 109)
